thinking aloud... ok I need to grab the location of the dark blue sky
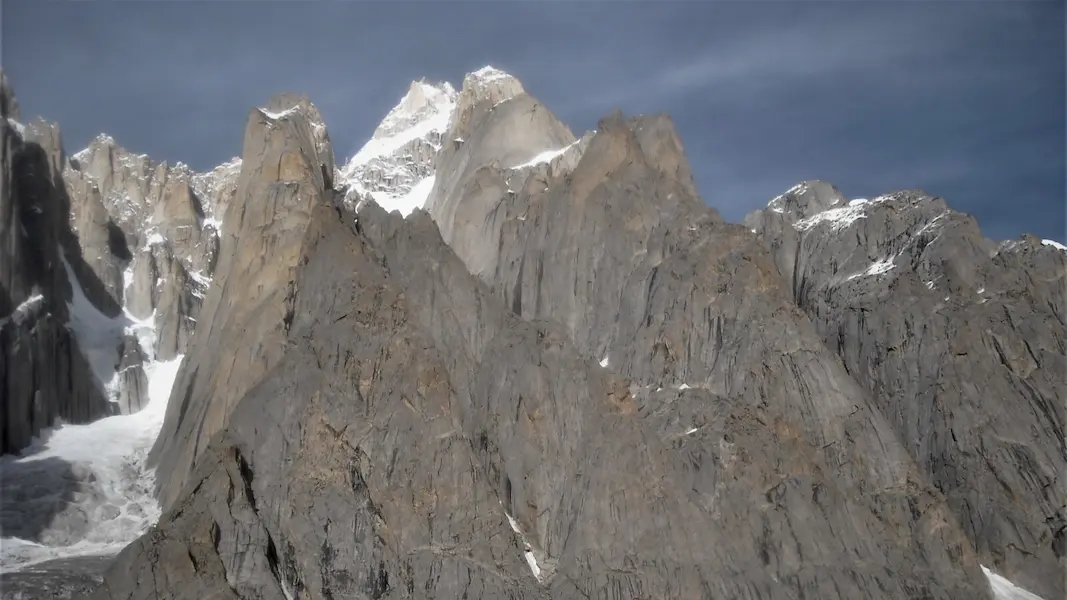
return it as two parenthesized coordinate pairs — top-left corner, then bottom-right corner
(4, 1), (1064, 242)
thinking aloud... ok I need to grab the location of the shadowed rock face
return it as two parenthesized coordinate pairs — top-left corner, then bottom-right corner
(1, 67), (237, 454)
(0, 86), (116, 453)
(746, 184), (1067, 599)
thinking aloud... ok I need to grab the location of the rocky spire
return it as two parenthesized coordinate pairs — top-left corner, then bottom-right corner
(151, 93), (338, 510)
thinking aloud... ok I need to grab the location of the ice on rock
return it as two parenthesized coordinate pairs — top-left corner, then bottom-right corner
(257, 106), (300, 120)
(0, 294), (44, 328)
(471, 65), (511, 82)
(794, 202), (869, 232)
(500, 503), (543, 581)
(5, 117), (25, 137)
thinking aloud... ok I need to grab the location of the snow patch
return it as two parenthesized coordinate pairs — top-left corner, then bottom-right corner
(258, 106), (300, 120)
(345, 85), (454, 168)
(1041, 239), (1066, 252)
(201, 216), (223, 233)
(189, 270), (212, 288)
(0, 355), (184, 570)
(61, 254), (157, 406)
(471, 65), (511, 82)
(0, 294), (44, 328)
(61, 257), (130, 400)
(599, 356), (609, 368)
(511, 140), (580, 170)
(122, 263), (135, 294)
(143, 230), (165, 250)
(499, 502), (543, 581)
(389, 176), (436, 217)
(794, 203), (868, 232)
(5, 117), (25, 137)
(847, 257), (896, 281)
(981, 566), (1046, 600)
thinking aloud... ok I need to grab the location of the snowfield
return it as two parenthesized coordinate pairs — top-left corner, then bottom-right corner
(0, 356), (182, 571)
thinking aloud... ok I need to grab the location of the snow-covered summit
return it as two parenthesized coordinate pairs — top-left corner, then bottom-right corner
(337, 66), (537, 218)
(371, 80), (458, 144)
(345, 80), (456, 168)
(470, 65), (511, 82)
(338, 79), (458, 216)
(459, 64), (525, 109)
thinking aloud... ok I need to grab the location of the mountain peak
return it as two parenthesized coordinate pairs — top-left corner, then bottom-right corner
(460, 65), (524, 106)
(337, 78), (457, 216)
(469, 65), (511, 82)
(764, 179), (847, 219)
(364, 79), (457, 149)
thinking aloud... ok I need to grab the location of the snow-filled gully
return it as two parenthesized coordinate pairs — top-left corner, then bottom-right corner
(0, 254), (187, 572)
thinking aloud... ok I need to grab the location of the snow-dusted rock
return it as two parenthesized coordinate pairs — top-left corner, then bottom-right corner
(339, 79), (456, 215)
(747, 184), (1066, 599)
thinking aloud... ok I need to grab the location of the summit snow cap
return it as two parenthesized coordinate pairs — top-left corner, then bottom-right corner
(460, 64), (525, 107)
(346, 80), (457, 167)
(339, 79), (458, 216)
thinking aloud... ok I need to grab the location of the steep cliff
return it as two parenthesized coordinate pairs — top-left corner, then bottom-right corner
(2, 65), (1057, 600)
(1, 78), (115, 453)
(93, 78), (997, 598)
(745, 183), (1066, 599)
(150, 93), (337, 511)
(0, 71), (234, 586)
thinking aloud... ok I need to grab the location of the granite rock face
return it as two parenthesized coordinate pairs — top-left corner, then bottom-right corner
(0, 72), (245, 590)
(150, 94), (337, 511)
(424, 67), (578, 277)
(96, 191), (991, 600)
(66, 132), (222, 363)
(0, 83), (115, 453)
(745, 182), (1067, 599)
(95, 79), (998, 598)
(1, 68), (236, 455)
(5, 65), (1058, 599)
